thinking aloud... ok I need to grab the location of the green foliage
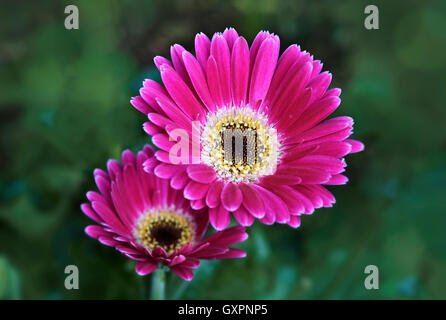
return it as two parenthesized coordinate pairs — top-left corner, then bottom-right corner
(1, 0), (445, 299)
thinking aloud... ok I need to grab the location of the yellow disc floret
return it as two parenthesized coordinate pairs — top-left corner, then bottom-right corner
(201, 106), (280, 183)
(134, 207), (195, 255)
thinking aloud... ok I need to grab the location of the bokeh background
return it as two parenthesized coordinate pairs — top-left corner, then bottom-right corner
(1, 0), (446, 299)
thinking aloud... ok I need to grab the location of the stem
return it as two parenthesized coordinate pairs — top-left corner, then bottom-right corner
(151, 267), (166, 300)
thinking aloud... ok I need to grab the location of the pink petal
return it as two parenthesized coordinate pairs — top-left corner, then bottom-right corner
(231, 37), (250, 107)
(209, 205), (231, 230)
(264, 44), (301, 107)
(84, 225), (108, 239)
(288, 215), (301, 228)
(221, 183), (243, 212)
(290, 155), (346, 175)
(314, 141), (352, 158)
(143, 122), (162, 135)
(153, 55), (172, 70)
(182, 50), (216, 112)
(170, 266), (194, 281)
(151, 133), (174, 152)
(206, 56), (223, 106)
(249, 36), (280, 107)
(290, 116), (353, 144)
(345, 139), (365, 153)
(159, 65), (205, 122)
(288, 96), (341, 137)
(251, 185), (290, 224)
(223, 27), (238, 51)
(307, 71), (332, 105)
(130, 96), (153, 115)
(81, 203), (102, 223)
(238, 184), (265, 218)
(187, 164), (217, 184)
(249, 31), (270, 70)
(154, 163), (180, 179)
(191, 198), (206, 210)
(169, 254), (186, 267)
(210, 34), (231, 106)
(216, 248), (247, 259)
(195, 33), (211, 71)
(205, 180), (224, 208)
(183, 181), (210, 200)
(170, 44), (193, 89)
(324, 174), (349, 185)
(135, 260), (158, 276)
(233, 206), (255, 226)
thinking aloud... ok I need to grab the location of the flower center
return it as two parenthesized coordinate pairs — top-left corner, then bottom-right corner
(134, 207), (195, 255)
(201, 106), (280, 183)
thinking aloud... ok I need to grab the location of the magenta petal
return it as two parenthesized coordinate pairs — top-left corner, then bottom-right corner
(293, 167), (331, 184)
(184, 181), (210, 200)
(205, 180), (224, 208)
(182, 50), (216, 112)
(249, 31), (270, 70)
(143, 158), (158, 173)
(223, 27), (238, 51)
(233, 206), (255, 226)
(81, 203), (102, 223)
(315, 141), (352, 158)
(288, 215), (301, 228)
(170, 266), (194, 281)
(291, 116), (353, 144)
(249, 36), (279, 107)
(251, 185), (290, 224)
(307, 71), (332, 105)
(85, 225), (108, 239)
(345, 139), (365, 153)
(324, 174), (349, 185)
(187, 164), (217, 184)
(154, 163), (179, 179)
(170, 169), (189, 190)
(231, 37), (250, 107)
(91, 201), (128, 235)
(195, 32), (211, 71)
(215, 248), (247, 259)
(170, 44), (193, 89)
(205, 226), (248, 246)
(238, 184), (265, 218)
(291, 155), (346, 175)
(191, 198), (206, 210)
(135, 260), (158, 276)
(131, 96), (153, 115)
(288, 96), (341, 136)
(209, 205), (231, 230)
(143, 122), (162, 135)
(206, 56), (223, 106)
(210, 34), (231, 106)
(261, 174), (302, 185)
(152, 133), (174, 152)
(169, 254), (186, 267)
(159, 65), (205, 122)
(116, 244), (142, 256)
(221, 183), (243, 212)
(154, 55), (172, 70)
(181, 258), (201, 269)
(264, 44), (300, 105)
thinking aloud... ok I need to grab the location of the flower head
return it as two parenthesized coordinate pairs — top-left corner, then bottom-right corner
(81, 145), (247, 280)
(132, 28), (364, 230)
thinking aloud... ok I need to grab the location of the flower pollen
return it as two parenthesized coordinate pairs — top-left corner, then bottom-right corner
(134, 207), (195, 255)
(201, 106), (280, 183)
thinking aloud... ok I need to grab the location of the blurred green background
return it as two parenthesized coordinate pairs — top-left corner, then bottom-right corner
(1, 0), (446, 299)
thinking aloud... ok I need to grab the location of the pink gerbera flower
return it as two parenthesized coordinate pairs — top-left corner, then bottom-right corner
(132, 28), (364, 230)
(81, 145), (247, 280)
